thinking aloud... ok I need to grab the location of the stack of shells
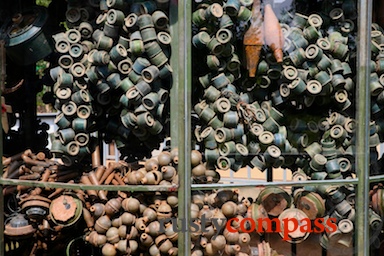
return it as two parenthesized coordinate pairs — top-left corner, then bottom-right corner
(369, 184), (384, 246)
(85, 193), (179, 256)
(191, 0), (384, 249)
(190, 189), (282, 256)
(49, 0), (172, 165)
(191, 1), (364, 174)
(191, 149), (221, 184)
(77, 150), (180, 198)
(3, 149), (378, 253)
(2, 149), (225, 255)
(86, 189), (282, 256)
(368, 24), (384, 214)
(369, 24), (384, 150)
(246, 185), (366, 250)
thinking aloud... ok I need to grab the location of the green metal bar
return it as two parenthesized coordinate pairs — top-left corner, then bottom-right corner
(0, 178), (178, 192)
(170, 0), (179, 147)
(170, 0), (191, 254)
(369, 174), (384, 183)
(0, 177), (360, 192)
(192, 178), (359, 190)
(0, 175), (361, 192)
(356, 0), (372, 255)
(174, 0), (192, 254)
(169, 0), (182, 253)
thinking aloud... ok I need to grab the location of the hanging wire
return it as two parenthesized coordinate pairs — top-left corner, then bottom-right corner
(66, 236), (95, 256)
(16, 0), (22, 14)
(4, 194), (21, 218)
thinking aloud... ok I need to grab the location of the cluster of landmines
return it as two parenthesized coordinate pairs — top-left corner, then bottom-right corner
(2, 149), (283, 256)
(49, 0), (173, 166)
(190, 0), (384, 253)
(192, 1), (384, 179)
(2, 147), (384, 255)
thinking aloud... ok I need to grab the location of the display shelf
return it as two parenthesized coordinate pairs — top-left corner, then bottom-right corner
(0, 0), (380, 255)
(188, 0), (371, 255)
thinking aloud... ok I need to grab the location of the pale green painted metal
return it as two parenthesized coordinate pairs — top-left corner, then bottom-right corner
(0, 177), (359, 191)
(0, 178), (178, 192)
(169, 0), (183, 253)
(171, 0), (192, 253)
(192, 178), (359, 190)
(356, 0), (372, 255)
(369, 174), (384, 182)
(169, 0), (191, 254)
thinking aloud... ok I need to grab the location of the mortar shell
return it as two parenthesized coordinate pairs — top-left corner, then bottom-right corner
(103, 22), (119, 39)
(97, 35), (114, 51)
(152, 10), (168, 29)
(118, 59), (133, 75)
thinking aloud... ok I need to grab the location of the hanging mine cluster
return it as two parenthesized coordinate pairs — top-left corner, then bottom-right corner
(192, 1), (360, 174)
(191, 0), (383, 250)
(48, 0), (172, 165)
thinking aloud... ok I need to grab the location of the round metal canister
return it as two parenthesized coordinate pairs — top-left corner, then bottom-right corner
(256, 187), (292, 217)
(295, 191), (325, 220)
(49, 195), (83, 227)
(247, 203), (269, 235)
(278, 208), (310, 243)
(5, 6), (53, 65)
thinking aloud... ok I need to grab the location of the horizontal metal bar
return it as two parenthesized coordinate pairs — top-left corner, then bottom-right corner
(0, 177), (361, 191)
(191, 178), (359, 190)
(369, 174), (384, 183)
(0, 178), (178, 192)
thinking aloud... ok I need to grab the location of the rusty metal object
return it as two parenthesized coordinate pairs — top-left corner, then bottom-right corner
(263, 4), (284, 63)
(4, 214), (35, 238)
(48, 0), (173, 167)
(243, 0), (263, 77)
(4, 6), (53, 65)
(256, 187), (292, 216)
(278, 208), (310, 243)
(50, 195), (83, 227)
(19, 194), (51, 211)
(295, 190), (326, 220)
(92, 145), (101, 168)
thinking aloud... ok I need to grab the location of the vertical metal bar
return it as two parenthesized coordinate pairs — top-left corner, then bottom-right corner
(322, 247), (327, 256)
(0, 40), (5, 93)
(170, 0), (180, 146)
(356, 0), (372, 255)
(182, 0), (192, 253)
(169, 0), (181, 251)
(0, 40), (5, 256)
(171, 0), (191, 254)
(291, 243), (296, 256)
(267, 167), (272, 182)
